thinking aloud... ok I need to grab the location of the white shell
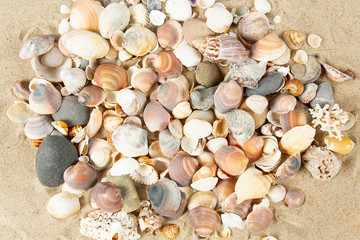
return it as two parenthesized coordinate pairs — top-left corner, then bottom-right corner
(6, 101), (33, 123)
(273, 15), (281, 24)
(88, 138), (112, 171)
(149, 10), (166, 26)
(110, 157), (140, 176)
(99, 3), (130, 39)
(130, 165), (159, 185)
(40, 46), (65, 68)
(116, 89), (147, 115)
(59, 18), (72, 35)
(206, 138), (228, 154)
(252, 197), (270, 210)
(183, 119), (213, 139)
(47, 192), (80, 219)
(118, 48), (133, 62)
(60, 4), (71, 14)
(190, 177), (218, 191)
(172, 101), (192, 119)
(60, 68), (86, 95)
(205, 3), (233, 33)
(254, 0), (272, 14)
(181, 136), (206, 156)
(62, 182), (85, 198)
(267, 185), (286, 203)
(186, 110), (215, 124)
(165, 0), (192, 21)
(246, 95), (268, 114)
(308, 34), (323, 48)
(293, 50), (308, 64)
(221, 212), (246, 229)
(85, 108), (102, 138)
(129, 3), (149, 26)
(198, 0), (215, 9)
(24, 114), (53, 139)
(173, 44), (202, 69)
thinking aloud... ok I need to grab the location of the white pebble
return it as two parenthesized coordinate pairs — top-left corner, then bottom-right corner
(60, 5), (71, 15)
(254, 0), (271, 14)
(273, 15), (281, 24)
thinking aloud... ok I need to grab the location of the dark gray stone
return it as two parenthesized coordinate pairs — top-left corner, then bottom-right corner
(52, 96), (90, 127)
(190, 86), (217, 110)
(245, 73), (284, 96)
(310, 82), (335, 108)
(36, 135), (78, 187)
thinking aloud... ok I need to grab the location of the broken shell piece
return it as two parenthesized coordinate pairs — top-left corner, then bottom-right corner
(324, 135), (355, 155)
(149, 141), (166, 158)
(293, 50), (308, 64)
(285, 189), (305, 208)
(6, 101), (33, 123)
(62, 182), (85, 198)
(137, 202), (162, 234)
(281, 79), (304, 97)
(254, 136), (281, 172)
(212, 119), (229, 138)
(110, 157), (140, 176)
(51, 121), (68, 136)
(85, 108), (102, 138)
(267, 185), (286, 203)
(116, 89), (146, 115)
(12, 80), (30, 100)
(181, 136), (206, 156)
(215, 225), (231, 239)
(308, 34), (322, 48)
(279, 125), (315, 154)
(47, 192), (80, 219)
(221, 212), (245, 229)
(19, 35), (55, 59)
(160, 224), (179, 240)
(275, 151), (302, 179)
(317, 56), (356, 82)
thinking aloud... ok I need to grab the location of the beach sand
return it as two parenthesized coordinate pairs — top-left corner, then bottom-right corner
(0, 0), (359, 239)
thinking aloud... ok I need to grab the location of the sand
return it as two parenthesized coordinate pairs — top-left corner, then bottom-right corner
(0, 0), (359, 239)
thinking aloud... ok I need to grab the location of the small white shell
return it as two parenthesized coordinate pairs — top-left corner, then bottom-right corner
(165, 0), (192, 21)
(206, 138), (228, 154)
(172, 101), (192, 119)
(110, 157), (140, 176)
(254, 0), (272, 14)
(246, 95), (268, 114)
(173, 44), (202, 69)
(149, 10), (166, 26)
(221, 212), (246, 229)
(60, 4), (71, 14)
(181, 136), (206, 156)
(60, 68), (86, 95)
(129, 3), (149, 26)
(183, 119), (213, 139)
(7, 101), (33, 123)
(47, 192), (80, 219)
(99, 3), (130, 39)
(205, 3), (233, 33)
(116, 89), (147, 115)
(85, 108), (102, 138)
(267, 185), (286, 203)
(190, 177), (218, 191)
(198, 0), (215, 9)
(293, 50), (308, 64)
(308, 34), (322, 48)
(59, 18), (72, 35)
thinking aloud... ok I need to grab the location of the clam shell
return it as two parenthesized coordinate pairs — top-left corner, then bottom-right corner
(64, 161), (97, 190)
(149, 10), (166, 26)
(324, 135), (355, 155)
(205, 3), (233, 33)
(24, 114), (53, 139)
(197, 151), (215, 166)
(104, 115), (123, 132)
(93, 63), (129, 91)
(29, 84), (62, 114)
(109, 30), (125, 51)
(246, 207), (273, 233)
(279, 125), (315, 154)
(233, 132), (264, 163)
(215, 146), (249, 176)
(165, 0), (192, 21)
(188, 191), (218, 211)
(78, 86), (105, 107)
(131, 68), (158, 93)
(283, 30), (305, 50)
(246, 95), (268, 114)
(143, 100), (170, 132)
(308, 34), (323, 48)
(169, 153), (199, 187)
(129, 3), (149, 26)
(168, 119), (183, 139)
(267, 185), (286, 203)
(270, 94), (297, 114)
(6, 101), (33, 123)
(215, 225), (231, 239)
(294, 50), (309, 64)
(272, 44), (291, 65)
(85, 108), (102, 138)
(224, 193), (253, 219)
(187, 109), (215, 124)
(251, 34), (287, 61)
(188, 207), (221, 238)
(198, 0), (215, 9)
(172, 101), (192, 119)
(158, 76), (189, 111)
(190, 177), (218, 191)
(122, 26), (157, 56)
(99, 3), (130, 39)
(39, 46), (65, 68)
(181, 136), (206, 156)
(280, 101), (312, 133)
(47, 192), (80, 219)
(285, 189), (305, 208)
(58, 18), (72, 35)
(183, 18), (214, 47)
(183, 119), (212, 139)
(238, 12), (269, 42)
(149, 141), (166, 158)
(214, 177), (236, 202)
(12, 81), (30, 101)
(290, 55), (322, 84)
(61, 30), (109, 60)
(206, 138), (228, 154)
(157, 20), (183, 49)
(153, 50), (183, 78)
(159, 128), (180, 157)
(70, 0), (104, 32)
(173, 44), (202, 69)
(266, 110), (281, 127)
(298, 83), (318, 104)
(92, 182), (123, 213)
(214, 80), (243, 114)
(110, 157), (139, 176)
(254, 0), (271, 14)
(192, 163), (217, 182)
(276, 151), (302, 179)
(280, 79), (304, 97)
(60, 68), (86, 95)
(19, 35), (55, 59)
(116, 88), (146, 115)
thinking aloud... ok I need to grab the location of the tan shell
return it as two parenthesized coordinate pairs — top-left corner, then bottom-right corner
(122, 26), (157, 56)
(160, 224), (179, 240)
(251, 34), (287, 61)
(279, 125), (315, 154)
(93, 63), (129, 91)
(324, 135), (355, 155)
(157, 20), (183, 48)
(215, 146), (249, 176)
(285, 189), (305, 208)
(47, 192), (80, 219)
(188, 191), (218, 211)
(69, 0), (104, 32)
(283, 30), (306, 50)
(246, 207), (273, 233)
(131, 68), (158, 93)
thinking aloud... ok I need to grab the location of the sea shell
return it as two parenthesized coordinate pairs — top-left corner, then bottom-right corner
(104, 115), (123, 132)
(293, 50), (308, 64)
(110, 157), (139, 176)
(279, 125), (315, 154)
(28, 84), (61, 114)
(99, 3), (130, 39)
(93, 63), (128, 92)
(159, 128), (181, 157)
(47, 192), (80, 219)
(109, 30), (125, 51)
(214, 177), (236, 202)
(267, 185), (286, 203)
(122, 26), (157, 56)
(169, 153), (199, 187)
(197, 35), (248, 63)
(39, 46), (65, 68)
(290, 55), (322, 84)
(214, 80), (243, 114)
(205, 3), (233, 33)
(92, 182), (123, 213)
(69, 0), (104, 32)
(131, 68), (158, 93)
(298, 83), (318, 104)
(183, 119), (212, 139)
(272, 44), (291, 65)
(281, 79), (304, 97)
(246, 207), (273, 233)
(317, 56), (356, 82)
(285, 189), (305, 208)
(12, 81), (30, 101)
(283, 30), (305, 50)
(254, 0), (271, 14)
(275, 151), (301, 179)
(58, 18), (72, 35)
(253, 136), (281, 172)
(221, 212), (245, 229)
(308, 34), (322, 48)
(186, 110), (215, 124)
(64, 161), (97, 190)
(149, 141), (166, 158)
(324, 135), (355, 155)
(280, 102), (312, 133)
(206, 138), (228, 154)
(183, 18), (214, 47)
(238, 12), (269, 42)
(174, 44), (202, 69)
(158, 76), (189, 111)
(215, 225), (231, 239)
(130, 160), (159, 185)
(235, 167), (274, 204)
(225, 109), (255, 143)
(6, 101), (33, 123)
(143, 100), (170, 132)
(188, 191), (218, 211)
(246, 95), (268, 114)
(165, 0), (192, 21)
(224, 193), (253, 219)
(190, 177), (217, 191)
(192, 163), (217, 182)
(129, 3), (149, 26)
(215, 146), (248, 176)
(172, 101), (192, 119)
(153, 50), (183, 78)
(160, 224), (179, 240)
(197, 151), (215, 166)
(149, 10), (166, 26)
(181, 136), (206, 156)
(137, 201), (162, 234)
(19, 35), (55, 59)
(267, 110), (281, 127)
(78, 86), (105, 107)
(157, 20), (183, 48)
(116, 88), (146, 115)
(188, 207), (221, 238)
(24, 114), (53, 139)
(270, 94), (297, 114)
(212, 119), (229, 138)
(84, 108), (102, 138)
(32, 138), (43, 148)
(251, 34), (287, 61)
(168, 119), (183, 139)
(260, 123), (283, 138)
(60, 68), (86, 95)
(232, 132), (264, 163)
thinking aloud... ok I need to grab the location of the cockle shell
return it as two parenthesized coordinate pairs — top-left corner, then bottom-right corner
(168, 119), (183, 139)
(317, 56), (356, 82)
(129, 3), (149, 26)
(205, 3), (233, 33)
(149, 10), (166, 26)
(61, 30), (109, 60)
(214, 80), (243, 114)
(6, 101), (33, 123)
(116, 88), (146, 115)
(279, 125), (315, 154)
(267, 185), (286, 203)
(270, 94), (297, 114)
(276, 151), (302, 179)
(122, 26), (157, 56)
(188, 191), (218, 211)
(173, 44), (202, 69)
(280, 101), (312, 133)
(197, 35), (248, 63)
(283, 30), (305, 50)
(238, 12), (269, 42)
(285, 189), (305, 208)
(153, 50), (183, 78)
(92, 182), (123, 213)
(160, 224), (179, 240)
(324, 135), (355, 155)
(184, 119), (213, 139)
(157, 20), (183, 48)
(181, 136), (206, 156)
(169, 153), (199, 187)
(99, 3), (130, 39)
(206, 138), (228, 154)
(158, 76), (189, 111)
(188, 207), (221, 238)
(246, 207), (273, 233)
(131, 68), (158, 93)
(183, 18), (214, 47)
(281, 79), (304, 97)
(143, 100), (170, 132)
(298, 83), (318, 104)
(78, 86), (105, 107)
(64, 161), (97, 190)
(225, 109), (255, 143)
(235, 167), (274, 204)
(224, 193), (253, 219)
(47, 192), (80, 219)
(251, 34), (287, 61)
(308, 34), (323, 48)
(60, 68), (86, 95)
(159, 128), (180, 157)
(19, 35), (55, 59)
(70, 0), (104, 32)
(24, 114), (53, 139)
(94, 63), (129, 91)
(12, 81), (30, 101)
(29, 84), (62, 114)
(290, 55), (322, 84)
(215, 146), (249, 176)
(214, 177), (236, 202)
(165, 0), (192, 21)
(233, 132), (264, 163)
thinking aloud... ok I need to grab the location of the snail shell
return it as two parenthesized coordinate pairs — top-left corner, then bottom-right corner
(283, 30), (306, 50)
(60, 68), (86, 95)
(157, 20), (183, 48)
(153, 50), (183, 78)
(188, 207), (221, 238)
(47, 192), (80, 219)
(78, 85), (105, 107)
(94, 63), (129, 91)
(131, 68), (158, 93)
(246, 207), (273, 233)
(19, 35), (55, 59)
(12, 81), (30, 101)
(29, 84), (62, 114)
(224, 192), (253, 219)
(69, 0), (104, 32)
(24, 114), (53, 139)
(99, 3), (130, 39)
(215, 146), (249, 176)
(214, 80), (243, 114)
(122, 26), (157, 56)
(214, 177), (236, 202)
(270, 94), (297, 114)
(275, 151), (302, 179)
(251, 34), (287, 61)
(205, 3), (233, 33)
(165, 0), (192, 22)
(169, 153), (199, 187)
(158, 76), (189, 111)
(91, 182), (123, 213)
(238, 12), (269, 42)
(64, 161), (97, 190)
(281, 79), (304, 97)
(285, 189), (305, 208)
(188, 191), (218, 211)
(143, 100), (170, 132)
(183, 18), (214, 47)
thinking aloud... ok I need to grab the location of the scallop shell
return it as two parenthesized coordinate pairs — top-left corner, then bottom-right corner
(122, 26), (157, 56)
(99, 3), (130, 39)
(116, 88), (146, 115)
(270, 94), (297, 114)
(246, 207), (273, 233)
(64, 161), (97, 190)
(290, 55), (322, 84)
(251, 34), (287, 61)
(160, 224), (179, 240)
(143, 100), (170, 132)
(93, 63), (129, 91)
(159, 128), (181, 157)
(129, 3), (149, 26)
(78, 86), (105, 107)
(173, 44), (202, 69)
(153, 50), (183, 78)
(275, 151), (301, 179)
(61, 30), (109, 60)
(169, 153), (199, 187)
(19, 35), (55, 59)
(60, 68), (86, 95)
(92, 182), (123, 213)
(131, 68), (158, 93)
(224, 193), (253, 219)
(12, 81), (30, 101)
(215, 146), (249, 176)
(158, 76), (189, 111)
(285, 189), (305, 208)
(324, 135), (355, 155)
(279, 125), (315, 154)
(6, 101), (33, 123)
(238, 12), (269, 42)
(298, 83), (318, 104)
(24, 114), (53, 139)
(283, 30), (305, 50)
(188, 207), (221, 238)
(47, 192), (80, 219)
(205, 3), (233, 33)
(69, 0), (104, 32)
(29, 84), (62, 114)
(183, 119), (213, 139)
(149, 10), (166, 26)
(188, 191), (218, 211)
(157, 20), (183, 48)
(165, 0), (192, 21)
(181, 136), (206, 156)
(214, 80), (243, 114)
(183, 18), (214, 47)
(308, 34), (322, 48)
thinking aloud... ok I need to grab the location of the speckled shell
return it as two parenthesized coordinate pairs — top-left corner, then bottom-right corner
(91, 182), (123, 213)
(275, 151), (302, 179)
(169, 153), (200, 187)
(270, 94), (297, 114)
(214, 80), (243, 114)
(246, 207), (273, 233)
(238, 12), (269, 42)
(283, 30), (305, 50)
(188, 191), (218, 211)
(122, 26), (157, 56)
(29, 84), (62, 114)
(188, 207), (221, 238)
(70, 0), (104, 32)
(298, 83), (318, 104)
(78, 86), (105, 107)
(99, 3), (130, 39)
(94, 63), (129, 91)
(165, 0), (192, 21)
(129, 3), (149, 26)
(64, 161), (97, 190)
(157, 76), (189, 111)
(160, 224), (179, 240)
(24, 114), (53, 139)
(251, 34), (287, 61)
(215, 146), (249, 176)
(205, 3), (233, 33)
(19, 35), (55, 59)
(153, 50), (183, 78)
(157, 20), (183, 48)
(214, 177), (236, 202)
(183, 18), (214, 47)
(198, 35), (248, 63)
(143, 100), (170, 132)
(280, 102), (312, 133)
(224, 192), (253, 219)
(131, 68), (158, 93)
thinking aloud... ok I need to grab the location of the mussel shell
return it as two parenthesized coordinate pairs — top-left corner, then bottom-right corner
(64, 161), (97, 190)
(280, 101), (312, 133)
(157, 20), (183, 48)
(275, 151), (301, 179)
(224, 192), (253, 219)
(24, 114), (53, 139)
(29, 84), (62, 114)
(214, 80), (243, 114)
(91, 182), (123, 213)
(246, 207), (273, 233)
(215, 146), (249, 176)
(78, 85), (105, 107)
(169, 153), (199, 187)
(122, 26), (157, 56)
(188, 207), (221, 238)
(183, 18), (214, 47)
(238, 12), (269, 42)
(153, 50), (183, 78)
(143, 100), (170, 132)
(94, 63), (129, 91)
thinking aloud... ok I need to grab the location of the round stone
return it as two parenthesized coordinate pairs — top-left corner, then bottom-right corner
(195, 61), (222, 87)
(190, 86), (216, 110)
(52, 96), (90, 127)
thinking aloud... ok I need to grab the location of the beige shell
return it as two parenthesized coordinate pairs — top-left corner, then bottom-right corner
(308, 34), (323, 48)
(206, 138), (228, 154)
(251, 34), (287, 61)
(19, 35), (55, 59)
(279, 125), (315, 154)
(267, 185), (286, 203)
(187, 191), (218, 211)
(129, 3), (149, 26)
(172, 101), (192, 119)
(99, 3), (130, 39)
(183, 119), (213, 139)
(29, 84), (62, 114)
(246, 95), (268, 114)
(7, 101), (33, 123)
(181, 136), (206, 156)
(294, 50), (309, 64)
(85, 108), (102, 138)
(165, 0), (192, 22)
(39, 46), (65, 68)
(88, 138), (113, 171)
(69, 0), (104, 32)
(205, 3), (233, 33)
(168, 119), (183, 139)
(47, 192), (80, 219)
(122, 26), (157, 56)
(60, 68), (86, 95)
(283, 30), (306, 50)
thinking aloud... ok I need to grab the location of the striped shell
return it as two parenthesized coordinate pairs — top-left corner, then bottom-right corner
(24, 114), (53, 140)
(251, 34), (287, 61)
(214, 80), (243, 114)
(29, 84), (62, 114)
(283, 30), (306, 50)
(94, 63), (129, 91)
(169, 153), (199, 187)
(188, 207), (221, 238)
(60, 68), (86, 95)
(131, 68), (158, 93)
(143, 100), (170, 132)
(153, 50), (183, 78)
(156, 20), (183, 48)
(205, 3), (233, 33)
(78, 86), (105, 107)
(12, 81), (30, 101)
(298, 83), (318, 104)
(69, 0), (104, 32)
(129, 3), (149, 26)
(238, 12), (269, 42)
(122, 26), (157, 56)
(183, 18), (214, 47)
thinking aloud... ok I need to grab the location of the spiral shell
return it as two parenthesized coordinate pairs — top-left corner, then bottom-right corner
(238, 12), (269, 42)
(188, 191), (218, 211)
(153, 50), (183, 78)
(224, 193), (253, 219)
(188, 207), (221, 238)
(165, 0), (192, 21)
(131, 68), (158, 93)
(19, 35), (55, 59)
(183, 18), (214, 47)
(280, 79), (304, 96)
(29, 84), (62, 114)
(214, 80), (243, 114)
(157, 20), (183, 48)
(143, 100), (170, 132)
(215, 146), (249, 176)
(270, 94), (297, 114)
(122, 26), (157, 56)
(24, 114), (53, 140)
(47, 192), (80, 219)
(60, 68), (86, 95)
(92, 182), (123, 213)
(285, 189), (305, 208)
(251, 34), (287, 61)
(283, 30), (305, 50)
(78, 86), (105, 107)
(246, 207), (273, 233)
(205, 3), (233, 33)
(129, 3), (149, 26)
(99, 3), (130, 39)
(158, 76), (189, 111)
(94, 63), (129, 91)
(169, 153), (199, 187)
(214, 177), (236, 202)
(69, 0), (103, 32)
(64, 161), (97, 190)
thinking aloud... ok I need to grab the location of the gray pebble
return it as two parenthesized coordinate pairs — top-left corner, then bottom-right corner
(245, 73), (284, 96)
(310, 82), (335, 108)
(52, 96), (90, 127)
(195, 62), (223, 87)
(190, 86), (217, 110)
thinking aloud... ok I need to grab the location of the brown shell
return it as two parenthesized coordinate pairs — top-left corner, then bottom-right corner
(212, 118), (229, 138)
(214, 80), (243, 114)
(246, 207), (273, 233)
(275, 151), (302, 179)
(78, 85), (105, 107)
(224, 192), (253, 219)
(143, 100), (170, 132)
(280, 101), (312, 133)
(131, 68), (158, 93)
(214, 177), (236, 202)
(157, 20), (183, 48)
(188, 207), (221, 238)
(281, 79), (304, 96)
(160, 224), (179, 240)
(283, 30), (306, 50)
(153, 50), (183, 78)
(64, 161), (97, 190)
(91, 182), (123, 213)
(214, 146), (249, 176)
(235, 132), (264, 162)
(157, 77), (189, 111)
(285, 189), (305, 208)
(183, 18), (214, 47)
(93, 63), (128, 91)
(169, 153), (199, 187)
(12, 81), (30, 101)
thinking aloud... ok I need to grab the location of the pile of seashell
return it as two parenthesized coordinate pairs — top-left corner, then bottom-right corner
(8, 0), (357, 239)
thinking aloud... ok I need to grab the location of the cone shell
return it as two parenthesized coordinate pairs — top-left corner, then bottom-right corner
(205, 3), (233, 33)
(47, 192), (80, 219)
(78, 85), (105, 107)
(283, 30), (305, 50)
(214, 177), (236, 202)
(215, 146), (249, 176)
(224, 193), (253, 219)
(99, 3), (130, 39)
(276, 151), (302, 179)
(298, 83), (318, 104)
(12, 81), (30, 101)
(251, 34), (287, 61)
(131, 68), (158, 93)
(92, 182), (123, 213)
(235, 132), (264, 162)
(246, 207), (273, 233)
(29, 84), (62, 114)
(160, 224), (179, 240)
(188, 191), (218, 211)
(324, 135), (355, 155)
(279, 125), (315, 154)
(64, 161), (97, 190)
(214, 81), (243, 114)
(270, 94), (297, 114)
(188, 207), (221, 238)
(169, 153), (199, 187)
(70, 0), (103, 32)
(24, 114), (53, 139)
(143, 100), (170, 132)
(153, 50), (183, 78)
(165, 0), (192, 21)
(122, 26), (157, 56)
(158, 77), (189, 111)
(183, 18), (214, 47)
(238, 12), (269, 42)
(280, 102), (312, 133)
(94, 63), (129, 91)
(60, 68), (86, 95)
(129, 3), (149, 26)
(285, 189), (305, 208)
(157, 20), (183, 48)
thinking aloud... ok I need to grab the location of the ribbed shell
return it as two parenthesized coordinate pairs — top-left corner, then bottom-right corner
(251, 34), (287, 61)
(64, 161), (97, 190)
(60, 68), (86, 95)
(205, 3), (233, 33)
(24, 114), (53, 139)
(214, 80), (243, 114)
(215, 146), (249, 176)
(238, 12), (269, 42)
(183, 18), (214, 47)
(70, 0), (104, 32)
(129, 3), (149, 26)
(94, 63), (129, 91)
(157, 20), (183, 48)
(91, 182), (123, 213)
(157, 77), (189, 111)
(78, 85), (105, 107)
(131, 68), (158, 93)
(122, 26), (157, 56)
(153, 50), (183, 78)
(169, 153), (199, 187)
(298, 83), (318, 104)
(188, 207), (221, 238)
(143, 100), (170, 132)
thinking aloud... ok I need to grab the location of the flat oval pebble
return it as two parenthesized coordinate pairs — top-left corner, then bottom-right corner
(52, 96), (90, 127)
(310, 82), (335, 108)
(245, 73), (284, 96)
(36, 135), (78, 187)
(195, 62), (222, 87)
